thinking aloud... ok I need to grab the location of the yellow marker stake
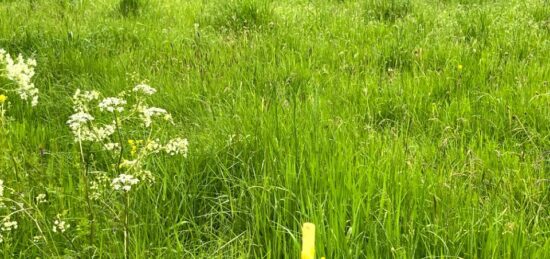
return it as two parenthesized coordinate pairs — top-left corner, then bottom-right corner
(301, 223), (315, 259)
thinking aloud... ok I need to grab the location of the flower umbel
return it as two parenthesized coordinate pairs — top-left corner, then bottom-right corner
(111, 174), (140, 192)
(99, 97), (126, 113)
(139, 106), (170, 127)
(133, 83), (157, 95)
(67, 82), (190, 250)
(164, 138), (189, 157)
(35, 193), (47, 204)
(0, 49), (39, 106)
(53, 217), (70, 233)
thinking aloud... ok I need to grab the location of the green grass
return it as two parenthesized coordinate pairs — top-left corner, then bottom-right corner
(0, 0), (549, 257)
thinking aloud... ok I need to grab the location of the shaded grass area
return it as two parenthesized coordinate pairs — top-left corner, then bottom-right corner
(0, 0), (549, 257)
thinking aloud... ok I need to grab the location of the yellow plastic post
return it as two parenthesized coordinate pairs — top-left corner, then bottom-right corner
(301, 223), (315, 259)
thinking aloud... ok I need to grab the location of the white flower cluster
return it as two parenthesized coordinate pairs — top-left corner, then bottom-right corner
(144, 138), (162, 153)
(67, 83), (189, 197)
(67, 111), (116, 142)
(111, 174), (140, 192)
(133, 83), (156, 95)
(127, 137), (189, 157)
(0, 180), (4, 209)
(67, 111), (94, 130)
(1, 217), (18, 232)
(68, 90), (118, 142)
(32, 235), (44, 243)
(139, 106), (172, 127)
(0, 48), (39, 106)
(132, 84), (173, 127)
(99, 97), (126, 113)
(93, 123), (116, 141)
(89, 171), (111, 200)
(164, 138), (189, 157)
(72, 89), (99, 112)
(103, 142), (120, 151)
(0, 216), (18, 243)
(0, 181), (19, 244)
(53, 218), (70, 233)
(118, 157), (156, 183)
(35, 193), (47, 203)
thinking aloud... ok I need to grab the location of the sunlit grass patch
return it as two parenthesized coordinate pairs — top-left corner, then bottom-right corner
(197, 0), (275, 33)
(364, 0), (412, 22)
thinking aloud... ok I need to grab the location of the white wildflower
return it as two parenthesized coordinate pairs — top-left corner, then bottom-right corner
(53, 218), (70, 233)
(67, 112), (115, 142)
(0, 215), (16, 243)
(98, 97), (126, 113)
(163, 113), (173, 122)
(89, 172), (110, 200)
(140, 107), (170, 127)
(135, 170), (155, 183)
(31, 95), (38, 106)
(103, 142), (120, 151)
(32, 235), (44, 243)
(111, 174), (140, 192)
(94, 123), (116, 141)
(164, 138), (189, 157)
(144, 139), (162, 153)
(0, 180), (3, 197)
(72, 89), (100, 112)
(67, 112), (95, 142)
(35, 193), (47, 203)
(133, 83), (157, 95)
(90, 181), (101, 200)
(1, 217), (18, 231)
(67, 112), (94, 131)
(1, 51), (39, 106)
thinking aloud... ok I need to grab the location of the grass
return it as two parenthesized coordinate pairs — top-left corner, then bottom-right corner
(0, 0), (549, 257)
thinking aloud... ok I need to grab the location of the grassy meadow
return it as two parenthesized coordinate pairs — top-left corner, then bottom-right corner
(0, 0), (549, 257)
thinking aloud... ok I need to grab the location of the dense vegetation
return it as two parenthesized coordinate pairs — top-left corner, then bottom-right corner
(0, 0), (549, 257)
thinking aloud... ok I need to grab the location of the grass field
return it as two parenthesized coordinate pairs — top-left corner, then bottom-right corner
(0, 0), (549, 258)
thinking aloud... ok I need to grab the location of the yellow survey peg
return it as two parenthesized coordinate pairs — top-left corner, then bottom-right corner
(301, 223), (325, 259)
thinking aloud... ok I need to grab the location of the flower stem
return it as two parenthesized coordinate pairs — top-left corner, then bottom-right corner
(123, 192), (129, 259)
(114, 112), (125, 173)
(78, 140), (95, 248)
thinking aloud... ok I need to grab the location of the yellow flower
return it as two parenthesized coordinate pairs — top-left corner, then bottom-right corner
(127, 140), (136, 156)
(0, 94), (7, 103)
(301, 223), (315, 259)
(457, 64), (463, 71)
(128, 139), (143, 156)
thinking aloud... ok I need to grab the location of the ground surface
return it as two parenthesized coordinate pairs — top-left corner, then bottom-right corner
(0, 0), (549, 258)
